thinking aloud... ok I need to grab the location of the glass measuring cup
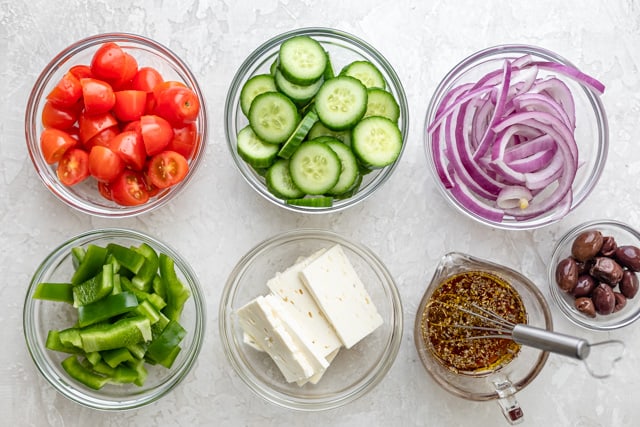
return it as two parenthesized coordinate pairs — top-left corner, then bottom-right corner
(414, 252), (552, 424)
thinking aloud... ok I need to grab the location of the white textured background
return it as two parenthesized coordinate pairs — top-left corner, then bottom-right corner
(1, 0), (639, 426)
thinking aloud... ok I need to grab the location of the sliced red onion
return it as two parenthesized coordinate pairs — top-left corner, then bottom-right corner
(497, 185), (533, 209)
(533, 61), (606, 94)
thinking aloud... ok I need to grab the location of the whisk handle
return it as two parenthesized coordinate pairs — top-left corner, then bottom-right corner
(512, 324), (590, 360)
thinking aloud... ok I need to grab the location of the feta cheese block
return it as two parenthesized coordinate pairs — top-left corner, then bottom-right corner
(267, 249), (343, 358)
(300, 244), (383, 349)
(296, 348), (340, 387)
(236, 294), (329, 383)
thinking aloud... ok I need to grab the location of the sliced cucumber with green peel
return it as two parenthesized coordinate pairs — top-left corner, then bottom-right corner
(278, 35), (327, 85)
(286, 196), (333, 207)
(289, 141), (341, 195)
(341, 60), (386, 89)
(352, 116), (402, 169)
(322, 139), (360, 196)
(364, 88), (400, 122)
(236, 126), (279, 169)
(240, 74), (277, 116)
(315, 76), (368, 131)
(248, 91), (299, 144)
(278, 109), (319, 159)
(274, 69), (324, 105)
(266, 159), (305, 199)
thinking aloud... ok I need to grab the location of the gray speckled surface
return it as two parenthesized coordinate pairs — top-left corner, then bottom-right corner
(1, 0), (639, 426)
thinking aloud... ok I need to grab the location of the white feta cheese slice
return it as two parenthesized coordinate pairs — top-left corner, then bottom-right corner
(267, 249), (343, 358)
(300, 244), (383, 349)
(296, 348), (340, 387)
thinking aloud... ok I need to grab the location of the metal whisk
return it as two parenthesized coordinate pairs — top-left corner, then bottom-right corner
(454, 303), (625, 379)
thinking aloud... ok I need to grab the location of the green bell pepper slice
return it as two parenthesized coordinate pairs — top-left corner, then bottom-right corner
(107, 243), (146, 275)
(71, 244), (108, 285)
(102, 347), (135, 368)
(77, 291), (139, 327)
(73, 263), (114, 307)
(45, 330), (81, 354)
(33, 282), (73, 304)
(61, 356), (109, 390)
(145, 319), (187, 368)
(159, 253), (190, 322)
(131, 243), (159, 292)
(80, 316), (152, 353)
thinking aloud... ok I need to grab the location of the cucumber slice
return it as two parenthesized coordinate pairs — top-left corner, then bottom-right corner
(274, 69), (324, 105)
(315, 76), (367, 131)
(266, 159), (305, 199)
(278, 35), (327, 85)
(248, 92), (300, 144)
(322, 139), (360, 196)
(341, 60), (386, 89)
(364, 88), (400, 122)
(286, 196), (333, 207)
(239, 74), (277, 117)
(236, 125), (280, 168)
(289, 141), (341, 195)
(278, 109), (319, 159)
(352, 116), (402, 168)
(307, 121), (352, 146)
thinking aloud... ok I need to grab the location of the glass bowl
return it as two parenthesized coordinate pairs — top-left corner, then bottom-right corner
(25, 33), (207, 218)
(424, 44), (608, 230)
(23, 228), (206, 410)
(548, 219), (640, 330)
(224, 27), (409, 213)
(219, 228), (403, 410)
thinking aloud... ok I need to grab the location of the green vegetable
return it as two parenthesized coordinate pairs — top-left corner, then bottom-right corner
(61, 356), (109, 390)
(33, 282), (74, 303)
(77, 291), (139, 327)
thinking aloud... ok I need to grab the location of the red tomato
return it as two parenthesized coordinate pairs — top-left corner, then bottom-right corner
(56, 148), (89, 186)
(88, 145), (125, 182)
(90, 42), (126, 81)
(78, 111), (118, 143)
(151, 80), (186, 100)
(66, 126), (80, 141)
(81, 78), (116, 115)
(154, 86), (200, 126)
(111, 53), (139, 90)
(110, 130), (146, 170)
(113, 90), (147, 122)
(69, 64), (93, 80)
(40, 128), (77, 164)
(132, 67), (163, 93)
(41, 100), (81, 130)
(122, 120), (141, 134)
(140, 114), (174, 156)
(167, 122), (198, 159)
(46, 71), (82, 108)
(84, 126), (119, 150)
(146, 150), (189, 188)
(98, 181), (113, 200)
(110, 170), (150, 206)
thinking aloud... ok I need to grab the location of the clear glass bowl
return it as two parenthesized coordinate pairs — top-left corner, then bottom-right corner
(25, 33), (207, 218)
(219, 228), (403, 410)
(423, 44), (608, 230)
(224, 27), (409, 213)
(548, 219), (640, 330)
(23, 228), (206, 410)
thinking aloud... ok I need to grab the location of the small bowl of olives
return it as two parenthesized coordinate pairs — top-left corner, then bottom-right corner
(549, 219), (640, 330)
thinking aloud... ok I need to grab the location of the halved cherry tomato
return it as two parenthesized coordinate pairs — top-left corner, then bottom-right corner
(69, 64), (93, 80)
(154, 86), (200, 126)
(40, 128), (77, 164)
(66, 126), (80, 141)
(122, 120), (142, 134)
(113, 90), (147, 122)
(151, 80), (186, 101)
(98, 181), (113, 200)
(56, 148), (89, 186)
(110, 130), (146, 170)
(81, 78), (116, 115)
(140, 114), (174, 156)
(88, 145), (125, 182)
(84, 126), (119, 150)
(132, 67), (163, 93)
(41, 100), (81, 130)
(78, 111), (118, 143)
(110, 170), (150, 206)
(167, 122), (198, 159)
(90, 42), (126, 81)
(46, 71), (82, 108)
(111, 53), (139, 90)
(146, 150), (189, 188)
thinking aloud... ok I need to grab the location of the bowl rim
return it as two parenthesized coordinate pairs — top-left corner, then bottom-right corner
(24, 32), (208, 218)
(218, 227), (404, 411)
(423, 43), (609, 230)
(223, 26), (409, 214)
(548, 219), (640, 330)
(22, 227), (207, 410)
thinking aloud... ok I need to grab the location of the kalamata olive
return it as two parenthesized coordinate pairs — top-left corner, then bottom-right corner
(589, 257), (624, 285)
(575, 297), (596, 318)
(620, 270), (639, 299)
(576, 260), (591, 276)
(615, 245), (640, 272)
(556, 257), (578, 292)
(599, 236), (618, 257)
(572, 274), (596, 297)
(571, 230), (604, 262)
(613, 292), (627, 312)
(592, 283), (616, 315)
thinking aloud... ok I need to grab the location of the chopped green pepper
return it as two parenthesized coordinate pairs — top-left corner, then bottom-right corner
(159, 253), (190, 322)
(107, 243), (146, 275)
(80, 316), (151, 353)
(131, 243), (159, 291)
(102, 347), (135, 368)
(45, 330), (80, 354)
(71, 244), (108, 285)
(61, 356), (109, 390)
(33, 282), (73, 303)
(77, 291), (138, 327)
(73, 263), (114, 307)
(71, 246), (86, 270)
(145, 320), (187, 368)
